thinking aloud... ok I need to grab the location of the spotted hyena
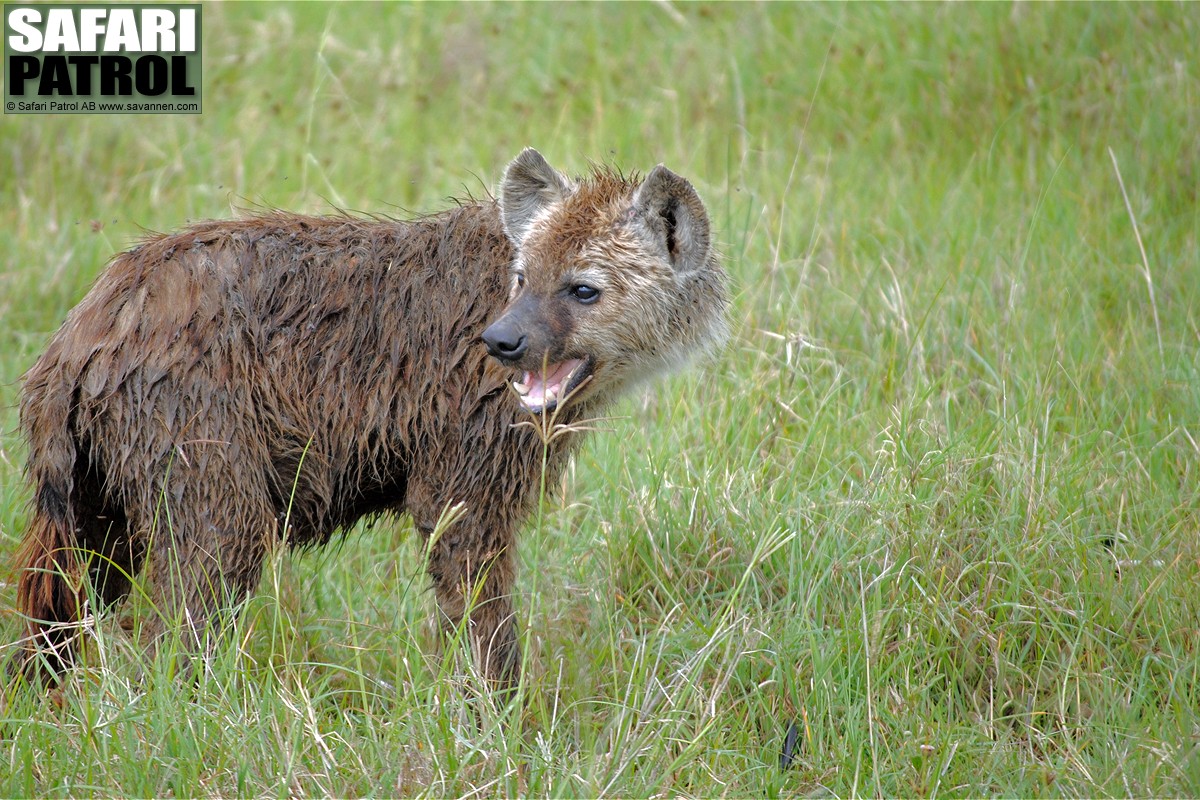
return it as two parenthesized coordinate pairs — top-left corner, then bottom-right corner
(11, 148), (728, 698)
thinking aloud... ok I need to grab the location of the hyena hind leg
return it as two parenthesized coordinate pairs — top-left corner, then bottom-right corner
(132, 488), (276, 677)
(6, 484), (144, 696)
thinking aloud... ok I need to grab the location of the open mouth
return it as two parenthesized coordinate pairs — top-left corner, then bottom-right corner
(512, 358), (593, 413)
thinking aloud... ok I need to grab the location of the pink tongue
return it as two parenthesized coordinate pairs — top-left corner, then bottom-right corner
(522, 359), (584, 407)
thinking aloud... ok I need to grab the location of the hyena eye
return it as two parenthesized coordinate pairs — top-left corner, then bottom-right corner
(515, 273), (526, 288)
(570, 284), (600, 304)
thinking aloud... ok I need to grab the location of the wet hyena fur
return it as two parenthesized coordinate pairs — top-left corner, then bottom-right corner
(10, 148), (728, 698)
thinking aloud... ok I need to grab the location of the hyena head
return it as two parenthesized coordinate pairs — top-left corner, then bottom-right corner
(482, 148), (729, 414)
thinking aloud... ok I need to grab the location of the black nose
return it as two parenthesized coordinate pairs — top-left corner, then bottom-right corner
(482, 322), (528, 361)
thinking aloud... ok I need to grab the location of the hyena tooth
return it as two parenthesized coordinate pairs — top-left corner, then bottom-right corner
(513, 381), (530, 395)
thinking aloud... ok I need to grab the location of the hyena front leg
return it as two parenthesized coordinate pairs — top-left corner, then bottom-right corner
(425, 522), (521, 701)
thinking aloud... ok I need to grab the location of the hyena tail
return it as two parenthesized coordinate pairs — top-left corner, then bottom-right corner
(12, 472), (84, 686)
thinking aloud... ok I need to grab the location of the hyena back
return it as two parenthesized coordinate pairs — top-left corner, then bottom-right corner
(12, 148), (728, 697)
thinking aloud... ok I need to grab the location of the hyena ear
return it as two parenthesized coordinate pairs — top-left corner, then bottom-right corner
(500, 148), (573, 245)
(629, 165), (711, 274)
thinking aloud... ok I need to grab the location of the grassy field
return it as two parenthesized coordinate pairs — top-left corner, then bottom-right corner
(1, 3), (1198, 796)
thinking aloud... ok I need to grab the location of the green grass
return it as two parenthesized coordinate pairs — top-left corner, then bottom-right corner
(2, 2), (1198, 796)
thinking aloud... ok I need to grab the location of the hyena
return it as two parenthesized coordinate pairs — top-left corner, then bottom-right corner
(10, 148), (728, 697)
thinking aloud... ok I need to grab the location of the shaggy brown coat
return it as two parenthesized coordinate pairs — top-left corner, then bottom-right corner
(12, 148), (728, 695)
